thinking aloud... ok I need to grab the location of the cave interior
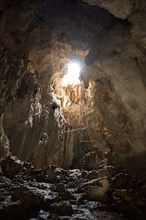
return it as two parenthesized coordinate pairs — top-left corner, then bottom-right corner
(0, 0), (146, 219)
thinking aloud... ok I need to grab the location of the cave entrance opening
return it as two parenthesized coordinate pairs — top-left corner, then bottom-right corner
(49, 58), (94, 168)
(61, 60), (85, 126)
(62, 61), (81, 87)
(51, 59), (90, 127)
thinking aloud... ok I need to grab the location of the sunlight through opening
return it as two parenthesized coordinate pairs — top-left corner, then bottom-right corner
(62, 62), (81, 87)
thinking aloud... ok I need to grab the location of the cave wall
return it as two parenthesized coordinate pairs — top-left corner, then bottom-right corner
(0, 0), (145, 177)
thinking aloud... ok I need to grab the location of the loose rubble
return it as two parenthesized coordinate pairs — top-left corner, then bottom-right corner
(0, 155), (146, 220)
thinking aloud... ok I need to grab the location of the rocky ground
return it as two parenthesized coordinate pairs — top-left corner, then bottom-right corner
(0, 155), (146, 220)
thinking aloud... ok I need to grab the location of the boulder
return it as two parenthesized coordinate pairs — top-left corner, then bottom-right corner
(85, 178), (109, 200)
(1, 155), (23, 178)
(50, 201), (74, 216)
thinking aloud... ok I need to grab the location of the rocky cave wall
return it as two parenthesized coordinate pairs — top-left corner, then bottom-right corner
(0, 0), (145, 177)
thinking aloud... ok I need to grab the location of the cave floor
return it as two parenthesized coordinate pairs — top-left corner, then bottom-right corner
(0, 155), (146, 220)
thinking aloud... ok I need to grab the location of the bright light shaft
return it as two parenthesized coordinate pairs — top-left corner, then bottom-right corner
(62, 62), (81, 86)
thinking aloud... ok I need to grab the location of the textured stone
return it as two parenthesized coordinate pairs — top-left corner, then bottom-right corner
(112, 173), (129, 188)
(0, 155), (146, 219)
(81, 0), (133, 19)
(84, 178), (109, 200)
(1, 155), (23, 178)
(0, 0), (145, 178)
(0, 114), (10, 162)
(129, 12), (146, 49)
(50, 201), (74, 216)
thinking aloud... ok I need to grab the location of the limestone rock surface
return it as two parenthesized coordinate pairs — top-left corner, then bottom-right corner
(81, 0), (133, 19)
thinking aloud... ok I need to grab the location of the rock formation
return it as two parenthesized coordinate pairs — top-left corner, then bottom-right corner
(0, 155), (146, 219)
(0, 0), (146, 219)
(0, 0), (145, 176)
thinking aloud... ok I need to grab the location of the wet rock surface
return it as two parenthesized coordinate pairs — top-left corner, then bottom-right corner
(0, 155), (146, 220)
